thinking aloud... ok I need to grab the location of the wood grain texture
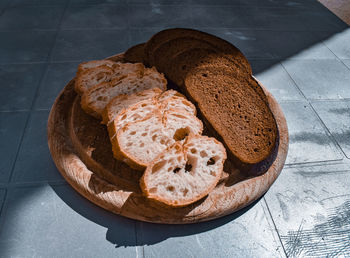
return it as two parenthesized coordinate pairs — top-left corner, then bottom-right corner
(48, 53), (289, 224)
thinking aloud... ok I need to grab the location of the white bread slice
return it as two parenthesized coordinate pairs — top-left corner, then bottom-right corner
(75, 65), (114, 95)
(112, 112), (173, 169)
(75, 61), (145, 95)
(101, 88), (163, 125)
(107, 98), (158, 139)
(113, 109), (203, 170)
(106, 90), (196, 139)
(156, 89), (185, 102)
(77, 60), (116, 76)
(81, 66), (167, 119)
(140, 135), (227, 207)
(161, 96), (196, 116)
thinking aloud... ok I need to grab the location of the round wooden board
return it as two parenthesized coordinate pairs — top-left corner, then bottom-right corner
(48, 53), (289, 224)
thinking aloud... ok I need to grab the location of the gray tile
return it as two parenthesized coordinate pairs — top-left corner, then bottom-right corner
(301, 9), (348, 31)
(70, 0), (127, 4)
(263, 31), (337, 59)
(129, 0), (189, 4)
(281, 102), (343, 164)
(252, 61), (305, 102)
(264, 162), (350, 257)
(312, 100), (350, 159)
(322, 28), (350, 59)
(12, 110), (64, 183)
(138, 201), (284, 257)
(0, 6), (64, 29)
(128, 4), (192, 28)
(8, 0), (68, 6)
(238, 0), (327, 9)
(34, 62), (79, 110)
(51, 29), (129, 62)
(244, 7), (311, 31)
(0, 30), (56, 63)
(129, 28), (166, 46)
(282, 59), (350, 100)
(199, 29), (274, 59)
(0, 184), (137, 257)
(0, 112), (28, 183)
(343, 59), (350, 70)
(191, 6), (250, 28)
(62, 5), (128, 29)
(0, 64), (47, 111)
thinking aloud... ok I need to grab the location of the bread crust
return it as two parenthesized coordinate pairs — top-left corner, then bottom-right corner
(140, 134), (227, 207)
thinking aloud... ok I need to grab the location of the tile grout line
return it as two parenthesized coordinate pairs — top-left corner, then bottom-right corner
(263, 197), (288, 257)
(279, 60), (346, 160)
(320, 34), (350, 73)
(308, 102), (349, 160)
(0, 189), (8, 220)
(263, 196), (288, 257)
(5, 0), (72, 185)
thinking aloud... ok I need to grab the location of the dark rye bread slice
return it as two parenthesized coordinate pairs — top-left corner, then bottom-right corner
(144, 28), (251, 74)
(144, 28), (278, 175)
(168, 49), (268, 103)
(184, 66), (278, 175)
(124, 43), (146, 64)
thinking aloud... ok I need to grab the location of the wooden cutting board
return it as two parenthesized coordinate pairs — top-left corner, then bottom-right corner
(47, 53), (289, 224)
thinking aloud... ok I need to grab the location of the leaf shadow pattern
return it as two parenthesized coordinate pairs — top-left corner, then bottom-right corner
(281, 200), (350, 257)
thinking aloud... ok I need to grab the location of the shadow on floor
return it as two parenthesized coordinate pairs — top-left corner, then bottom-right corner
(51, 182), (263, 247)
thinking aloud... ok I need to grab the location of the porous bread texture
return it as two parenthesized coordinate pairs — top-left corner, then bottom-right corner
(112, 108), (203, 170)
(106, 90), (197, 142)
(144, 28), (278, 174)
(140, 134), (227, 207)
(81, 66), (167, 119)
(77, 60), (116, 76)
(75, 61), (144, 95)
(101, 88), (163, 124)
(75, 65), (114, 96)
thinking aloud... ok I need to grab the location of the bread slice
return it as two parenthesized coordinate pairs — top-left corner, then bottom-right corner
(81, 66), (167, 119)
(108, 98), (159, 140)
(101, 88), (163, 125)
(107, 90), (197, 141)
(77, 59), (116, 76)
(112, 109), (203, 170)
(75, 65), (114, 95)
(144, 28), (278, 175)
(144, 28), (251, 74)
(75, 61), (145, 96)
(124, 43), (146, 64)
(140, 134), (226, 207)
(184, 66), (278, 169)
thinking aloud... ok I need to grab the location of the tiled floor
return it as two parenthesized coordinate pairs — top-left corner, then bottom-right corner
(0, 0), (349, 257)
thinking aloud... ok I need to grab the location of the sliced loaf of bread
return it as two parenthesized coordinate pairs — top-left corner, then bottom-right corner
(81, 66), (167, 119)
(140, 134), (226, 207)
(112, 109), (203, 170)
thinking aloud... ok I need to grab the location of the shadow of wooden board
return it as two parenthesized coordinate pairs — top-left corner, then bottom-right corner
(47, 53), (289, 224)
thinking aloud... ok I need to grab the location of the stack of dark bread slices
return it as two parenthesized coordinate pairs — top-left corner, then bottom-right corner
(73, 28), (278, 207)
